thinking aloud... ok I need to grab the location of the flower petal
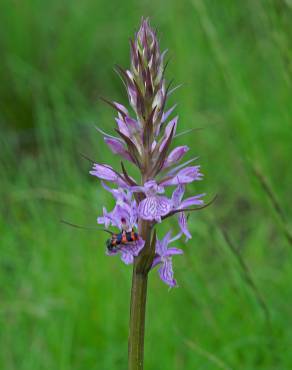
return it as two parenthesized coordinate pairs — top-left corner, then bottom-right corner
(159, 117), (178, 153)
(155, 231), (172, 255)
(97, 207), (111, 228)
(104, 137), (133, 162)
(119, 238), (145, 265)
(151, 255), (162, 269)
(143, 180), (165, 196)
(161, 104), (177, 124)
(115, 117), (130, 138)
(113, 102), (128, 115)
(163, 146), (189, 168)
(160, 166), (203, 186)
(180, 193), (206, 208)
(178, 212), (192, 240)
(171, 184), (185, 208)
(164, 247), (184, 257)
(158, 259), (177, 287)
(138, 196), (172, 222)
(125, 116), (140, 131)
(90, 164), (128, 187)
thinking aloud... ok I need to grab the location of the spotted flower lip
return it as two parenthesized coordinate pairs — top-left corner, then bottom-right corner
(138, 196), (171, 222)
(130, 180), (171, 222)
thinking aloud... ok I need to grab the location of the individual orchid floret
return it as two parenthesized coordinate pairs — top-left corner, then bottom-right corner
(98, 186), (138, 231)
(131, 180), (172, 222)
(151, 232), (183, 287)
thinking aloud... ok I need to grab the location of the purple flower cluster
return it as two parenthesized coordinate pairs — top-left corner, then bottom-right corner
(90, 18), (205, 287)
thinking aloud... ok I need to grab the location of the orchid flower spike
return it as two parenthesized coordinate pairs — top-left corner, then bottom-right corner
(90, 17), (208, 287)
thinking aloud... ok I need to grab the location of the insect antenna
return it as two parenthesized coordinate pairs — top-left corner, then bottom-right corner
(60, 220), (114, 235)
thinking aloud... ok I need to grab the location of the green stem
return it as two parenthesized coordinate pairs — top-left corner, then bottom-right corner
(128, 220), (155, 370)
(128, 268), (148, 370)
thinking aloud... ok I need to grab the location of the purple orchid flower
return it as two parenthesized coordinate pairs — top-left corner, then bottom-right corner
(98, 185), (138, 231)
(130, 180), (172, 222)
(97, 184), (145, 264)
(151, 232), (183, 287)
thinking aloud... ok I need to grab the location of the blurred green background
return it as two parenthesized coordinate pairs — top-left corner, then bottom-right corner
(1, 0), (291, 369)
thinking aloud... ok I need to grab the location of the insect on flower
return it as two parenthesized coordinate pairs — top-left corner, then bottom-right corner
(106, 229), (140, 252)
(61, 219), (140, 254)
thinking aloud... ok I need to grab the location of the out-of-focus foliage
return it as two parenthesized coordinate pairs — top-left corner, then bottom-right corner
(0, 0), (291, 369)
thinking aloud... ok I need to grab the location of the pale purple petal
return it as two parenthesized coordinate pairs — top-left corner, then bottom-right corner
(161, 104), (177, 123)
(104, 137), (133, 162)
(171, 184), (185, 208)
(143, 180), (165, 196)
(130, 180), (165, 196)
(119, 238), (145, 265)
(128, 85), (137, 108)
(163, 146), (189, 168)
(155, 231), (172, 255)
(120, 251), (134, 265)
(115, 117), (130, 137)
(178, 212), (192, 240)
(113, 101), (128, 115)
(151, 255), (162, 269)
(159, 117), (178, 153)
(129, 185), (145, 193)
(166, 157), (199, 177)
(90, 164), (128, 187)
(151, 232), (183, 287)
(138, 196), (172, 222)
(97, 207), (111, 228)
(110, 203), (137, 230)
(164, 247), (184, 257)
(90, 163), (117, 181)
(160, 166), (203, 186)
(158, 259), (177, 287)
(125, 116), (140, 131)
(180, 193), (206, 208)
(101, 182), (132, 203)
